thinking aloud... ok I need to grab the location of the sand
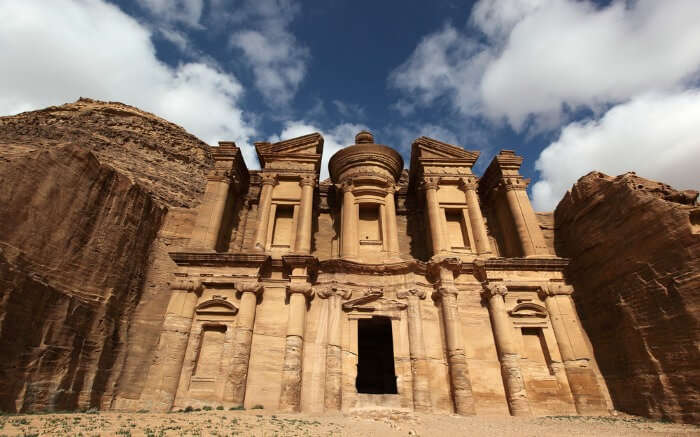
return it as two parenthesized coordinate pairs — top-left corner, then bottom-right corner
(1, 409), (698, 436)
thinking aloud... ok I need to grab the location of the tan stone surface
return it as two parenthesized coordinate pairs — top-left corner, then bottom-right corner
(0, 99), (211, 413)
(554, 171), (700, 424)
(3, 100), (694, 426)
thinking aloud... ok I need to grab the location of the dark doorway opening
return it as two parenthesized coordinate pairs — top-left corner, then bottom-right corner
(356, 316), (398, 394)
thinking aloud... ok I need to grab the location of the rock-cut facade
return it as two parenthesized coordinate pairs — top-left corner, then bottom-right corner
(123, 131), (612, 416)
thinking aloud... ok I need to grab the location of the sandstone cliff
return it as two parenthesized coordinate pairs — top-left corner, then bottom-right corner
(0, 99), (212, 412)
(554, 172), (700, 423)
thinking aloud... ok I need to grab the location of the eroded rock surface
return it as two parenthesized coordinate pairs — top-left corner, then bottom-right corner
(0, 99), (211, 412)
(554, 171), (700, 424)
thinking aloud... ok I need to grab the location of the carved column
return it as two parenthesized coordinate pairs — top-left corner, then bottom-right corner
(422, 177), (445, 255)
(483, 283), (531, 416)
(294, 175), (316, 254)
(340, 181), (358, 259)
(318, 286), (352, 411)
(397, 288), (432, 412)
(460, 177), (492, 256)
(146, 279), (201, 411)
(189, 173), (232, 250)
(279, 282), (314, 412)
(384, 185), (400, 257)
(253, 173), (278, 250)
(539, 285), (608, 415)
(500, 178), (549, 257)
(432, 260), (476, 415)
(226, 281), (263, 406)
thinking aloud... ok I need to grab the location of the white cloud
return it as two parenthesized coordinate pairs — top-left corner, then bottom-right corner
(0, 0), (255, 163)
(140, 0), (204, 27)
(227, 0), (309, 106)
(332, 100), (366, 121)
(531, 90), (700, 211)
(391, 0), (700, 130)
(269, 121), (367, 180)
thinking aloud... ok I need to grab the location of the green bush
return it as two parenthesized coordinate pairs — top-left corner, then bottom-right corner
(251, 404), (264, 410)
(229, 405), (245, 411)
(202, 406), (212, 411)
(216, 406), (224, 410)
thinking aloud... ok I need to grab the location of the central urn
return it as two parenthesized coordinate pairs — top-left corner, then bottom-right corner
(328, 131), (404, 262)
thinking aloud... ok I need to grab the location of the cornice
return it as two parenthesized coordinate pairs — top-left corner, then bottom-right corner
(319, 258), (428, 276)
(169, 251), (270, 267)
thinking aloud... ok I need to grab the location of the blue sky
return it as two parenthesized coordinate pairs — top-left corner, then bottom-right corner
(1, 0), (699, 210)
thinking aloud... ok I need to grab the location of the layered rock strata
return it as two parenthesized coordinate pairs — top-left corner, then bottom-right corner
(0, 99), (212, 412)
(555, 172), (700, 424)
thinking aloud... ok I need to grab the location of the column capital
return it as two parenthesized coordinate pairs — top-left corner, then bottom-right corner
(338, 180), (354, 193)
(237, 280), (263, 296)
(397, 288), (427, 300)
(458, 176), (479, 192)
(498, 176), (529, 192)
(420, 176), (440, 191)
(434, 285), (459, 299)
(482, 282), (508, 299)
(170, 277), (203, 292)
(317, 286), (352, 300)
(260, 173), (279, 186)
(299, 174), (316, 187)
(287, 282), (314, 298)
(538, 283), (574, 299)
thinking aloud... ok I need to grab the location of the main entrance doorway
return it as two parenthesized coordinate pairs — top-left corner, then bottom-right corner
(356, 316), (397, 394)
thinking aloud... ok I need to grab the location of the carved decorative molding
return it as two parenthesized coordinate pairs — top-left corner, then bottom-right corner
(319, 258), (427, 276)
(482, 282), (508, 299)
(299, 174), (316, 187)
(484, 258), (569, 272)
(508, 302), (547, 318)
(237, 281), (263, 296)
(397, 288), (427, 299)
(260, 173), (279, 186)
(195, 298), (239, 315)
(342, 289), (407, 312)
(287, 282), (314, 298)
(170, 278), (202, 292)
(538, 283), (574, 299)
(169, 252), (270, 268)
(316, 285), (352, 300)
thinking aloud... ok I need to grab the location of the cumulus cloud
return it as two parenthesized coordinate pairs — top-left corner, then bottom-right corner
(531, 91), (700, 210)
(391, 0), (700, 130)
(227, 0), (309, 106)
(392, 0), (700, 210)
(0, 0), (255, 161)
(269, 121), (367, 180)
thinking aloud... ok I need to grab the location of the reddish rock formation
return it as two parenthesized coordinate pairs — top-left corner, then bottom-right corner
(554, 171), (700, 424)
(0, 99), (212, 412)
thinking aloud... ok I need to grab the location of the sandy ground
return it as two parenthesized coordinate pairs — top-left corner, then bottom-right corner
(1, 409), (698, 436)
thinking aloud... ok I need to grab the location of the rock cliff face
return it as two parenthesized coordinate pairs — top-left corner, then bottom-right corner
(0, 99), (212, 412)
(554, 172), (700, 424)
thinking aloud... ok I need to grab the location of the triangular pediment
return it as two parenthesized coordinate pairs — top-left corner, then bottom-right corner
(412, 136), (480, 162)
(255, 133), (324, 172)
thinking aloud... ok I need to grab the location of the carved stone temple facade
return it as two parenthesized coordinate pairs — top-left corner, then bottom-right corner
(135, 131), (612, 416)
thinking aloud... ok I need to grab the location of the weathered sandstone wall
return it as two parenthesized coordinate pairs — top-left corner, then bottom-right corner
(0, 99), (212, 412)
(554, 172), (700, 423)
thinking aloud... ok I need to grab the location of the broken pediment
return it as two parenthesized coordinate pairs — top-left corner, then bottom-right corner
(508, 302), (547, 318)
(342, 290), (407, 312)
(255, 132), (324, 173)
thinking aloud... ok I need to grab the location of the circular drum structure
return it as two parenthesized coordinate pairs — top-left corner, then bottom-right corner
(328, 131), (404, 261)
(329, 131), (403, 186)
